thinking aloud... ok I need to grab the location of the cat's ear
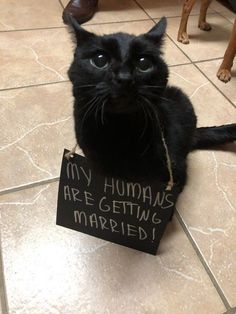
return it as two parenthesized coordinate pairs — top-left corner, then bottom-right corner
(146, 17), (167, 42)
(66, 14), (95, 43)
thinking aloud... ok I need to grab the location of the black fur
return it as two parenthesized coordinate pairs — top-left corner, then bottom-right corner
(68, 17), (236, 190)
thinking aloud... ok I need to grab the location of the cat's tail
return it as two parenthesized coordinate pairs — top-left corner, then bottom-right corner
(192, 124), (236, 150)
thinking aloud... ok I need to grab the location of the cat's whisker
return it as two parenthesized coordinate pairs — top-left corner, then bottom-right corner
(142, 85), (164, 89)
(140, 95), (163, 136)
(93, 96), (107, 127)
(74, 84), (96, 88)
(140, 96), (167, 166)
(160, 96), (170, 103)
(138, 96), (158, 156)
(141, 96), (160, 132)
(95, 101), (100, 126)
(140, 140), (152, 156)
(80, 97), (100, 132)
(138, 101), (148, 139)
(77, 96), (97, 113)
(101, 100), (107, 125)
(140, 89), (170, 104)
(139, 90), (158, 100)
(139, 91), (170, 108)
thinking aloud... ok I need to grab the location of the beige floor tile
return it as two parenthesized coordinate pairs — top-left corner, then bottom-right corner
(196, 59), (236, 106)
(60, 0), (68, 6)
(62, 0), (149, 24)
(0, 282), (4, 314)
(220, 10), (236, 23)
(210, 0), (235, 23)
(0, 28), (73, 90)
(210, 0), (235, 13)
(169, 64), (236, 126)
(136, 0), (214, 18)
(0, 183), (226, 314)
(0, 0), (64, 31)
(168, 64), (236, 306)
(0, 82), (77, 191)
(0, 251), (7, 314)
(165, 14), (233, 62)
(178, 149), (236, 307)
(85, 20), (190, 66)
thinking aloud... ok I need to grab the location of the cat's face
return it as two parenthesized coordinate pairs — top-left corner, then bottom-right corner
(68, 17), (168, 114)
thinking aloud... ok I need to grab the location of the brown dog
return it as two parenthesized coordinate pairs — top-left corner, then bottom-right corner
(177, 0), (236, 82)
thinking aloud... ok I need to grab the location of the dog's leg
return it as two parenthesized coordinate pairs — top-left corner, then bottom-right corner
(198, 0), (212, 31)
(177, 0), (197, 44)
(217, 19), (236, 83)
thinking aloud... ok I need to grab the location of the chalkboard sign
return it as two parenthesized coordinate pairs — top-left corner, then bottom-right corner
(56, 149), (180, 255)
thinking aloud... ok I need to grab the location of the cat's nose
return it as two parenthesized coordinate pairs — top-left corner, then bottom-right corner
(115, 72), (133, 86)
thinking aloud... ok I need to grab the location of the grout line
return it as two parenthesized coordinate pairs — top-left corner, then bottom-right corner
(0, 66), (193, 93)
(0, 80), (69, 92)
(58, 0), (65, 9)
(217, 12), (234, 24)
(0, 177), (60, 197)
(165, 33), (193, 62)
(223, 308), (236, 314)
(133, 0), (154, 19)
(85, 18), (151, 26)
(140, 11), (219, 20)
(194, 56), (225, 63)
(89, 15), (199, 25)
(0, 26), (67, 33)
(0, 232), (9, 314)
(0, 1), (223, 33)
(209, 3), (235, 24)
(169, 62), (192, 67)
(0, 13), (218, 34)
(0, 62), (195, 93)
(175, 210), (231, 311)
(0, 12), (231, 34)
(0, 18), (157, 33)
(133, 0), (219, 20)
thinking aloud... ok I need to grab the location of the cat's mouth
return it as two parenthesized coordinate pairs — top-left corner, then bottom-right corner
(107, 95), (137, 114)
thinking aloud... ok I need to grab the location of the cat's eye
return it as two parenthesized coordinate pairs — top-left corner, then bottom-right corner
(90, 54), (109, 69)
(136, 57), (153, 72)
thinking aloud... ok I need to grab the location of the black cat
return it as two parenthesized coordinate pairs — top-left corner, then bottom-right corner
(67, 16), (236, 191)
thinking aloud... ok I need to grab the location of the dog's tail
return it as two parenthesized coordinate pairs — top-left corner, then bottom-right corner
(192, 124), (236, 150)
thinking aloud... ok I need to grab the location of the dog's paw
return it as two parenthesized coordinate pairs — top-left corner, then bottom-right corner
(177, 32), (190, 44)
(198, 21), (212, 31)
(217, 68), (231, 83)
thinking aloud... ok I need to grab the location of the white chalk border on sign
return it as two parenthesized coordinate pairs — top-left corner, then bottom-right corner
(56, 149), (180, 255)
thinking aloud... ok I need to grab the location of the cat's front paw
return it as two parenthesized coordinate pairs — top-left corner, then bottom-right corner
(198, 21), (212, 31)
(217, 68), (231, 83)
(177, 32), (190, 44)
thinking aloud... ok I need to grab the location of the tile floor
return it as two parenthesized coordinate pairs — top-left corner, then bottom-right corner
(0, 0), (236, 313)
